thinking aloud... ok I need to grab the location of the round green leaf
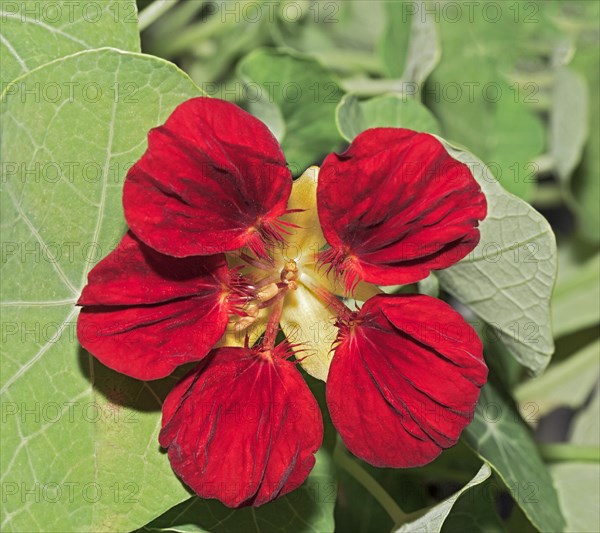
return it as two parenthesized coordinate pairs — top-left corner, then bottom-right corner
(237, 48), (344, 175)
(0, 0), (140, 85)
(1, 48), (203, 532)
(436, 140), (557, 375)
(336, 93), (441, 142)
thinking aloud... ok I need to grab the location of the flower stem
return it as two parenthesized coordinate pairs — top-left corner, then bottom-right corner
(538, 444), (600, 462)
(334, 440), (409, 526)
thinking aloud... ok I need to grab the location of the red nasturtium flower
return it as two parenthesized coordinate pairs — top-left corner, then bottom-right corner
(77, 97), (488, 508)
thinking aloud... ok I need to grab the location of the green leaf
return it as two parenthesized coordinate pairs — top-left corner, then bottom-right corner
(341, 1), (439, 97)
(0, 0), (140, 85)
(379, 0), (439, 84)
(436, 140), (557, 375)
(334, 466), (428, 533)
(570, 385), (600, 446)
(246, 95), (286, 143)
(430, 79), (544, 200)
(549, 463), (600, 533)
(514, 340), (600, 420)
(565, 2), (600, 242)
(463, 383), (566, 533)
(237, 48), (343, 175)
(546, 346), (600, 533)
(550, 67), (589, 181)
(551, 253), (600, 338)
(440, 479), (505, 533)
(335, 93), (441, 142)
(272, 1), (386, 76)
(394, 464), (491, 533)
(140, 449), (336, 533)
(0, 48), (204, 532)
(427, 11), (553, 199)
(417, 272), (440, 298)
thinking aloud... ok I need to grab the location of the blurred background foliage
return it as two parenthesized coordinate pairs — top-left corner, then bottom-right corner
(135, 1), (599, 531)
(138, 0), (599, 238)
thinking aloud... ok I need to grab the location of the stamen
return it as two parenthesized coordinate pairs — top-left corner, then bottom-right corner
(229, 256), (303, 335)
(262, 297), (284, 350)
(257, 288), (287, 309)
(256, 282), (279, 302)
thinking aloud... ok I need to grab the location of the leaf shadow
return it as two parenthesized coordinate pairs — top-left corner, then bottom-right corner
(141, 449), (336, 532)
(76, 344), (194, 414)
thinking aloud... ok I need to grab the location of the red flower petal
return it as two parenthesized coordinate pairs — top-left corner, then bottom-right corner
(77, 232), (232, 380)
(318, 128), (486, 289)
(159, 346), (323, 507)
(123, 97), (292, 258)
(327, 294), (486, 467)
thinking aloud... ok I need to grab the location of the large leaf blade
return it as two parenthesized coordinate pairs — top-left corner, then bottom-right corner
(0, 0), (140, 84)
(436, 141), (557, 375)
(0, 48), (203, 532)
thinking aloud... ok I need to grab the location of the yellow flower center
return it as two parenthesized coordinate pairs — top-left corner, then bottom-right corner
(217, 166), (381, 381)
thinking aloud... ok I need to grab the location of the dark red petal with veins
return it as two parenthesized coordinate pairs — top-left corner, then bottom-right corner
(159, 346), (323, 508)
(327, 294), (486, 467)
(123, 97), (292, 258)
(318, 128), (487, 288)
(77, 232), (232, 380)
